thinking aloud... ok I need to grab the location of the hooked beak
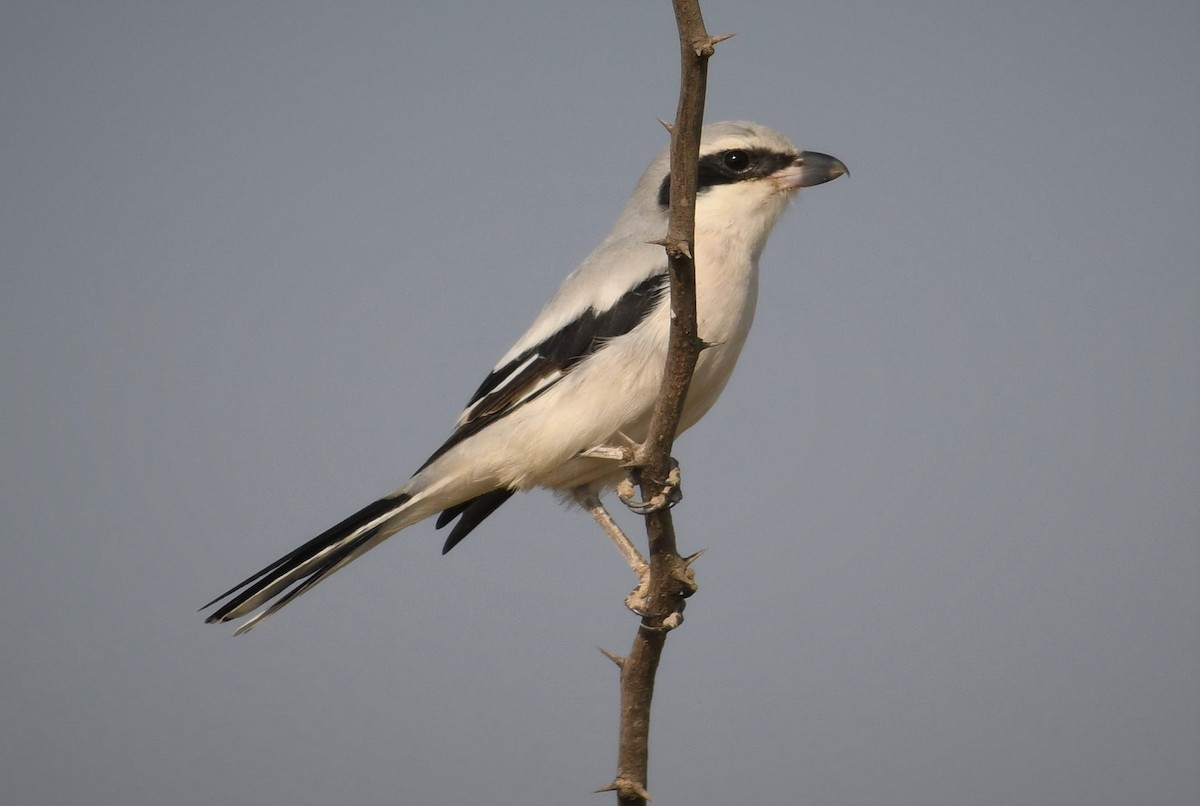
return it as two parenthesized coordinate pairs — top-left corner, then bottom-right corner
(776, 151), (848, 190)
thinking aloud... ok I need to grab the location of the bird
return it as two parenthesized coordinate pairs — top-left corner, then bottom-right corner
(202, 120), (846, 633)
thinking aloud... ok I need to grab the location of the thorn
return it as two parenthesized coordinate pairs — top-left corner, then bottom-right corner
(695, 31), (735, 57)
(696, 32), (736, 56)
(613, 431), (639, 449)
(656, 117), (673, 133)
(598, 778), (652, 799)
(683, 548), (706, 566)
(670, 240), (694, 261)
(579, 444), (628, 461)
(598, 647), (626, 668)
(656, 237), (693, 260)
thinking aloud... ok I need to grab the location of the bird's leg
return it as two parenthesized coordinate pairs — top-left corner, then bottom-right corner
(617, 456), (683, 514)
(574, 490), (652, 615)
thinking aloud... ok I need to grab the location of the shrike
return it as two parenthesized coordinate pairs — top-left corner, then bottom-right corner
(204, 121), (846, 633)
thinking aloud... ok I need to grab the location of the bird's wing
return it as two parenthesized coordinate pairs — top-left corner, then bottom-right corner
(424, 268), (670, 546)
(202, 267), (669, 630)
(419, 268), (669, 472)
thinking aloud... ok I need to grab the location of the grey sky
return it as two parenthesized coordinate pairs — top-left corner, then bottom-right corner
(2, 2), (1197, 804)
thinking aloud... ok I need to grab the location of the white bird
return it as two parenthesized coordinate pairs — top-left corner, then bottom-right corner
(203, 121), (846, 633)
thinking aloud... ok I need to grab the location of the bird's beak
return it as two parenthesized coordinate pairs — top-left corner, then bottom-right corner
(776, 151), (848, 190)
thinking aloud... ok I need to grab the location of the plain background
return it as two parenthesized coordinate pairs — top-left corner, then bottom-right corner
(2, 2), (1196, 804)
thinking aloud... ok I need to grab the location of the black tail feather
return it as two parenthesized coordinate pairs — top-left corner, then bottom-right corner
(202, 493), (409, 624)
(437, 488), (514, 554)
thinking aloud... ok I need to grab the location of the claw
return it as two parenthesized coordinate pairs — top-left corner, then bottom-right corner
(617, 459), (683, 514)
(625, 574), (653, 617)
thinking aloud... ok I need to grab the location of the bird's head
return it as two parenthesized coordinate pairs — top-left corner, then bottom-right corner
(621, 121), (846, 255)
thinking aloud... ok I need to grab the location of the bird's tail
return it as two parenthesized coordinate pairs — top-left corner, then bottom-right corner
(201, 486), (437, 634)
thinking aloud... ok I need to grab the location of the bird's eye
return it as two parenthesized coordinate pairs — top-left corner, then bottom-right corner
(722, 150), (752, 172)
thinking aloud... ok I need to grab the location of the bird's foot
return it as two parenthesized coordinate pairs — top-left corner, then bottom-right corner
(628, 550), (702, 625)
(617, 457), (682, 514)
(625, 572), (653, 617)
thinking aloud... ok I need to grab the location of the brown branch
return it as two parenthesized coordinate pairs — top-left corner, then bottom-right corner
(604, 2), (723, 803)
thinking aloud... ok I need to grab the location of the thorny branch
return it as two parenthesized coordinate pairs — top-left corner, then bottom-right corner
(602, 2), (726, 803)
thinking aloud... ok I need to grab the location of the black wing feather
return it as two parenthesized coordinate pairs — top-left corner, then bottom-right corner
(204, 270), (668, 625)
(426, 270), (669, 543)
(418, 270), (669, 473)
